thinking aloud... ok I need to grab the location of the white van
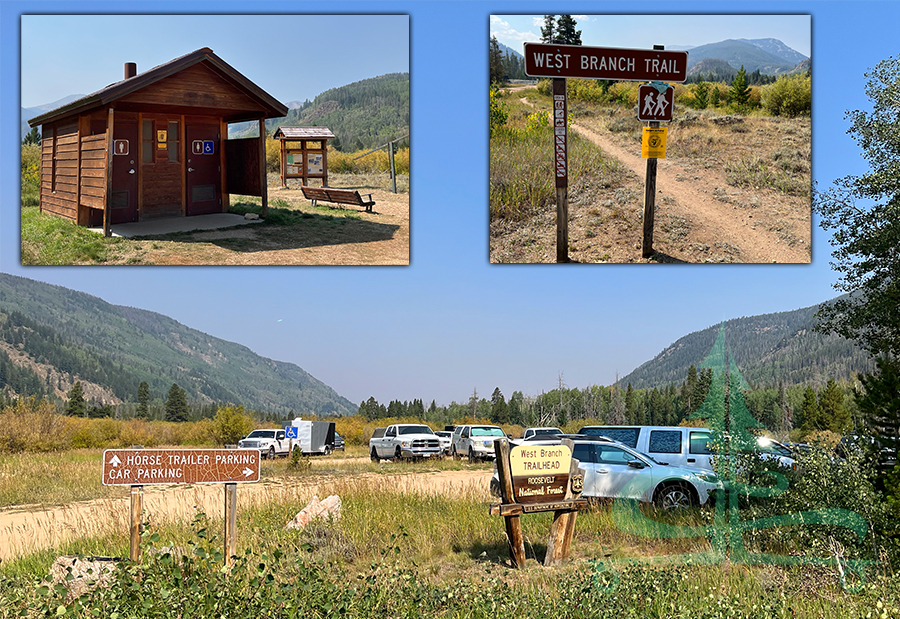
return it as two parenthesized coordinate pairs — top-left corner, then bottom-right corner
(577, 425), (716, 472)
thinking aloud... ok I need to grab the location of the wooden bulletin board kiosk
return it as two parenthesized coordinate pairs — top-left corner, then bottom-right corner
(273, 126), (335, 188)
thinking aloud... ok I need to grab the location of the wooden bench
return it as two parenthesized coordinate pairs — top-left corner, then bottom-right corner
(300, 186), (375, 213)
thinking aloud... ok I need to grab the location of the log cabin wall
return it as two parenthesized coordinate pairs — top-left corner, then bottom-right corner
(39, 119), (79, 222)
(139, 113), (184, 219)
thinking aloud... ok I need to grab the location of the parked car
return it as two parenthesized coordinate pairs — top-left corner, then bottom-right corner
(451, 424), (506, 462)
(434, 430), (453, 455)
(491, 435), (721, 509)
(836, 434), (897, 471)
(334, 433), (345, 451)
(578, 425), (717, 472)
(238, 429), (291, 459)
(522, 427), (563, 440)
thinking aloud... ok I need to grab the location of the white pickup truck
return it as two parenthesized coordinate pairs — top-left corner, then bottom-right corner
(238, 428), (291, 459)
(369, 424), (442, 462)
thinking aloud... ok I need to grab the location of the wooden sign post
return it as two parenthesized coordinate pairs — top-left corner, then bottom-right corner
(103, 448), (261, 564)
(553, 78), (569, 263)
(490, 438), (587, 567)
(524, 42), (685, 262)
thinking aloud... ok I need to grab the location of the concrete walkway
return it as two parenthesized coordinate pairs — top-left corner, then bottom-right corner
(89, 213), (263, 238)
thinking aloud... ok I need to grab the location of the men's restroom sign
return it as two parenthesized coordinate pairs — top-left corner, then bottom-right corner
(114, 140), (129, 155)
(192, 140), (216, 155)
(638, 84), (674, 122)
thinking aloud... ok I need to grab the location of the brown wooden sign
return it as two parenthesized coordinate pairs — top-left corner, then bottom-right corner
(102, 449), (260, 486)
(525, 43), (688, 82)
(509, 443), (572, 503)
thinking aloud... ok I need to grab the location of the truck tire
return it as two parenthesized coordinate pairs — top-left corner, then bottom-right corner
(468, 448), (476, 463)
(267, 446), (276, 460)
(395, 446), (403, 462)
(371, 448), (380, 462)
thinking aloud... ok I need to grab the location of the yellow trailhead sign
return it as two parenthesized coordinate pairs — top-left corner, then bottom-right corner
(642, 126), (667, 159)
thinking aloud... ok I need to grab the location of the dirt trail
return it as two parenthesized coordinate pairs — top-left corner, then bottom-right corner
(570, 123), (807, 263)
(517, 96), (810, 263)
(0, 469), (491, 562)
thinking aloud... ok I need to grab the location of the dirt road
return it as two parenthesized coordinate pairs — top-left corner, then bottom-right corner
(0, 469), (491, 562)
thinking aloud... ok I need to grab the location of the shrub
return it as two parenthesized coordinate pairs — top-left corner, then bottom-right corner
(212, 405), (255, 445)
(762, 73), (812, 117)
(21, 143), (41, 207)
(489, 83), (508, 134)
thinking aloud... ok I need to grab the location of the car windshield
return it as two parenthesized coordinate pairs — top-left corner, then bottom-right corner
(247, 430), (276, 439)
(398, 425), (434, 435)
(472, 427), (505, 437)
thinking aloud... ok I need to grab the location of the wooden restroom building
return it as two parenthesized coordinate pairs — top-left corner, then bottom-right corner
(28, 48), (288, 235)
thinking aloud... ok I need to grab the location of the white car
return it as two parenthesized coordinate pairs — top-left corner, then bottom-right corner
(434, 431), (453, 455)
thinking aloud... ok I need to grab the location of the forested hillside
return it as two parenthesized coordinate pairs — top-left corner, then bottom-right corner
(620, 300), (874, 390)
(0, 274), (355, 417)
(283, 72), (409, 150)
(230, 73), (410, 151)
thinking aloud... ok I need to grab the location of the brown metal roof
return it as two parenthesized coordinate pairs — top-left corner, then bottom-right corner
(273, 126), (336, 140)
(29, 47), (288, 127)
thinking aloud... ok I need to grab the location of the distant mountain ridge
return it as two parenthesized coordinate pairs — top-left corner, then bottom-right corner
(0, 274), (356, 416)
(620, 299), (874, 390)
(685, 38), (804, 76)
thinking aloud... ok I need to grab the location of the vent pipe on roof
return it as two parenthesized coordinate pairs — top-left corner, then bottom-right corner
(124, 63), (137, 80)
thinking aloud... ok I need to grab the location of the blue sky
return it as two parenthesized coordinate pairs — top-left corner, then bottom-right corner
(0, 1), (893, 409)
(20, 14), (409, 109)
(491, 14), (811, 58)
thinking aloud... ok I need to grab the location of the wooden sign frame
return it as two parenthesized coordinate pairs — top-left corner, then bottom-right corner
(490, 438), (587, 567)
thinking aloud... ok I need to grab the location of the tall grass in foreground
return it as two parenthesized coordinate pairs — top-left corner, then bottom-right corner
(2, 475), (899, 618)
(490, 100), (620, 222)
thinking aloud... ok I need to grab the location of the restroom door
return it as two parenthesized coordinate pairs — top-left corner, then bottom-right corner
(186, 124), (221, 216)
(110, 119), (138, 224)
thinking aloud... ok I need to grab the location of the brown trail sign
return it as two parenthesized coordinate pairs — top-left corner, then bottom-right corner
(524, 43), (688, 82)
(102, 448), (260, 564)
(520, 41), (685, 263)
(490, 438), (586, 567)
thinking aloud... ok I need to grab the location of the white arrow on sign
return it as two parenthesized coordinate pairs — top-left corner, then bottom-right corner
(109, 455), (121, 467)
(242, 467), (254, 477)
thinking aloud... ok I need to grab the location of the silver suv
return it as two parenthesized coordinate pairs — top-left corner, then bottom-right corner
(451, 424), (506, 462)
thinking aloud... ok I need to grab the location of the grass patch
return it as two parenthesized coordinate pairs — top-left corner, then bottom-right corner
(2, 472), (898, 618)
(20, 207), (123, 265)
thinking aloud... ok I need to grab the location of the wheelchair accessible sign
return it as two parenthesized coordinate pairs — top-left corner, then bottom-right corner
(192, 140), (216, 155)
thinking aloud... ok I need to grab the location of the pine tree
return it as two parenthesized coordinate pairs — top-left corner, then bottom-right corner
(540, 15), (556, 43)
(489, 36), (504, 84)
(800, 385), (822, 431)
(164, 383), (188, 422)
(490, 387), (508, 424)
(555, 15), (582, 45)
(730, 65), (751, 109)
(856, 356), (900, 453)
(65, 381), (86, 417)
(819, 379), (850, 433)
(22, 127), (41, 146)
(137, 381), (150, 418)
